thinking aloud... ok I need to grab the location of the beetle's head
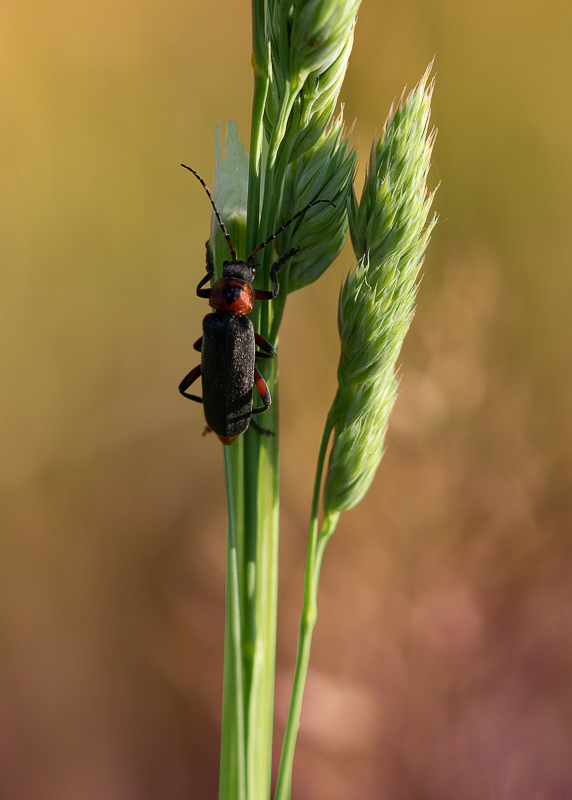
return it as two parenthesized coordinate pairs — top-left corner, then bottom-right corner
(222, 260), (255, 284)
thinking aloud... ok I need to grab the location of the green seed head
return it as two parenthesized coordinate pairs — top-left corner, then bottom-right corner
(287, 0), (361, 80)
(323, 66), (437, 514)
(291, 33), (356, 160)
(324, 371), (397, 512)
(265, 0), (360, 159)
(280, 113), (357, 293)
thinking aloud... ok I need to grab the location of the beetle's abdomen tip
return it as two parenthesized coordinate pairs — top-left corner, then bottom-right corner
(218, 435), (238, 446)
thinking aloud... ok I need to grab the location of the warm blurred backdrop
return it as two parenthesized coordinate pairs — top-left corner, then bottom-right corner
(2, 0), (572, 798)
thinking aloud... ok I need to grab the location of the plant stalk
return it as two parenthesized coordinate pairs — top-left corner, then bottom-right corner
(220, 2), (282, 793)
(274, 416), (340, 800)
(220, 440), (247, 800)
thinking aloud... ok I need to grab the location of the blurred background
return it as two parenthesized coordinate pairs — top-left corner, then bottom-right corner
(2, 0), (572, 797)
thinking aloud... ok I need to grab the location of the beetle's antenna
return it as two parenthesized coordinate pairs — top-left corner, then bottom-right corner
(181, 164), (237, 260)
(246, 199), (335, 264)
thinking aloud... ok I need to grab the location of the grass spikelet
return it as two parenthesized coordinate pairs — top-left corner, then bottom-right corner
(324, 66), (437, 514)
(264, 0), (361, 158)
(279, 114), (357, 294)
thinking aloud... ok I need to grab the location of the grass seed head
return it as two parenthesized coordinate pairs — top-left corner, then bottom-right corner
(265, 0), (360, 160)
(324, 66), (437, 514)
(280, 114), (357, 292)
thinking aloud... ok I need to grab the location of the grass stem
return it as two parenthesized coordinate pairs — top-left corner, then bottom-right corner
(274, 415), (340, 800)
(220, 441), (247, 800)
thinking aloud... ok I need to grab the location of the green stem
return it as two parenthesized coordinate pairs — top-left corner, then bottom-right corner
(273, 416), (340, 800)
(221, 4), (312, 797)
(220, 3), (281, 797)
(220, 440), (247, 800)
(259, 126), (298, 345)
(247, 0), (269, 254)
(244, 381), (280, 799)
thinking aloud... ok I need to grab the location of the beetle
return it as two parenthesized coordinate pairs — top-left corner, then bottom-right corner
(178, 165), (332, 445)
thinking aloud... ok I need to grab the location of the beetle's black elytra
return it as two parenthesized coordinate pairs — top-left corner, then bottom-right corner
(179, 165), (333, 445)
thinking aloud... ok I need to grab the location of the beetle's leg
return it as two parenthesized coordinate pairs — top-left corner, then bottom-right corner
(254, 247), (300, 300)
(251, 368), (272, 415)
(193, 336), (203, 352)
(251, 363), (275, 432)
(254, 332), (276, 361)
(196, 241), (214, 299)
(250, 418), (274, 437)
(179, 364), (202, 403)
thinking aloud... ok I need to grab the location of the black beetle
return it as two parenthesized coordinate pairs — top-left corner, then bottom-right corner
(178, 165), (332, 445)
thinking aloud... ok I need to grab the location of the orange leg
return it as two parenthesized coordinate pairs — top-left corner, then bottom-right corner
(252, 368), (271, 414)
(179, 364), (202, 403)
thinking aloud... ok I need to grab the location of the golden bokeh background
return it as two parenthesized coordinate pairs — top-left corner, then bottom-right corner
(2, 0), (572, 797)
